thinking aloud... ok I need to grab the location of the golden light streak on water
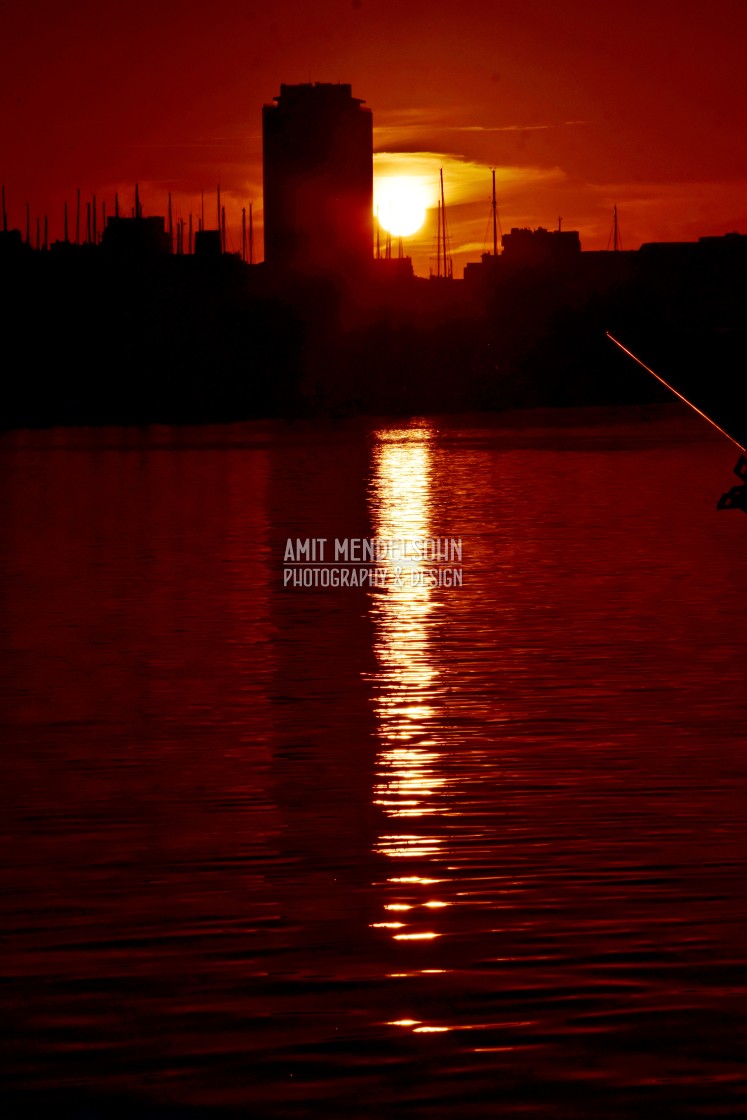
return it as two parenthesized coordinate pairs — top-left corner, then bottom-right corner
(388, 877), (444, 885)
(393, 932), (441, 941)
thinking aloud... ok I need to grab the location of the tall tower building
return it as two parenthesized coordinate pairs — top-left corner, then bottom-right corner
(262, 83), (373, 274)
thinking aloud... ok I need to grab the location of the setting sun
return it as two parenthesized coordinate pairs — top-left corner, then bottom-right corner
(374, 175), (431, 238)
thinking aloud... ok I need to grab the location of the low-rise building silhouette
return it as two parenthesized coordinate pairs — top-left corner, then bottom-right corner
(501, 226), (581, 266)
(100, 215), (170, 258)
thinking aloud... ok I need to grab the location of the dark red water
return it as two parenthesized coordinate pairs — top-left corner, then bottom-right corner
(1, 408), (746, 1117)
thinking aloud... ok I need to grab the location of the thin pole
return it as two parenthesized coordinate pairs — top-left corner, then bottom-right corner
(436, 198), (441, 277)
(492, 169), (498, 257)
(440, 168), (446, 278)
(241, 206), (246, 262)
(249, 202), (254, 264)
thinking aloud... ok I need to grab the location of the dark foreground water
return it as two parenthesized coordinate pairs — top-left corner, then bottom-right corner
(1, 407), (746, 1118)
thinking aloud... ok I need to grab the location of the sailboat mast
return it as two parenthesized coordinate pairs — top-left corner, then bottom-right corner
(492, 168), (498, 257)
(439, 171), (444, 276)
(440, 168), (449, 277)
(436, 198), (442, 277)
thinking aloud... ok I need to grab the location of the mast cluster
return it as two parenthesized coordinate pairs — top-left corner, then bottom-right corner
(0, 182), (258, 262)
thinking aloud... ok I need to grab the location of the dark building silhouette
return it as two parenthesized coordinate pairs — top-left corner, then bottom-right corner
(0, 228), (27, 259)
(639, 231), (747, 264)
(262, 83), (373, 274)
(194, 229), (222, 258)
(501, 226), (581, 266)
(464, 226), (582, 289)
(372, 256), (414, 280)
(100, 215), (170, 258)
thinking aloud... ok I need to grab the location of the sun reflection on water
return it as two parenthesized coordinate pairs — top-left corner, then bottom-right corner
(367, 424), (453, 960)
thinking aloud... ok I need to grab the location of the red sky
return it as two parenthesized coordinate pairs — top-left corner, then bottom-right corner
(2, 0), (746, 275)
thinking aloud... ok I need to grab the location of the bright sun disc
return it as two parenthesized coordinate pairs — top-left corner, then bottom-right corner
(375, 176), (429, 238)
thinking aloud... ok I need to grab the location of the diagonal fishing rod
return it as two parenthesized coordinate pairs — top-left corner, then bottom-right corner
(606, 331), (747, 510)
(606, 332), (746, 453)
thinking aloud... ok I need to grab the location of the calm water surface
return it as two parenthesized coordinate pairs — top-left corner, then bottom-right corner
(1, 407), (746, 1117)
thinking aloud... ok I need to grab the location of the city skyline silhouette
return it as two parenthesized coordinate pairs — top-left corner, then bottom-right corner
(3, 0), (746, 277)
(3, 11), (747, 1116)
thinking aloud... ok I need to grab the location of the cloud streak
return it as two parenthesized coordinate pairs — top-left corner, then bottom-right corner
(458, 121), (590, 133)
(375, 118), (590, 148)
(374, 151), (566, 207)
